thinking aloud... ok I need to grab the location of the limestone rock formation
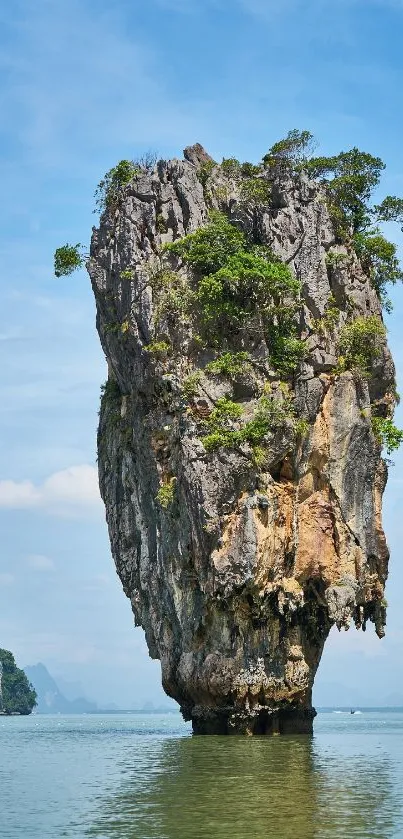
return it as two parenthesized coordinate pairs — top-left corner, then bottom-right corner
(0, 649), (37, 715)
(88, 146), (395, 734)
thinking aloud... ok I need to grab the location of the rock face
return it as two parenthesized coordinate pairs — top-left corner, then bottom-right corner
(88, 146), (395, 734)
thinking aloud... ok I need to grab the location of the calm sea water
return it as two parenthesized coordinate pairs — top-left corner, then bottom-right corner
(1, 710), (403, 838)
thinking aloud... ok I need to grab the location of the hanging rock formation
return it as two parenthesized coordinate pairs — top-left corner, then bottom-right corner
(88, 145), (395, 734)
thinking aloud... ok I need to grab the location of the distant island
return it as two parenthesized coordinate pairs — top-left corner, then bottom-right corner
(24, 663), (98, 714)
(0, 648), (37, 715)
(24, 663), (177, 713)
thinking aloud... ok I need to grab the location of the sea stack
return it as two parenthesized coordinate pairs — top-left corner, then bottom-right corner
(88, 144), (394, 734)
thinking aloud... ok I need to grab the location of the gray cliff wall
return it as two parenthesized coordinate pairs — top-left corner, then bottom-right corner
(88, 146), (395, 734)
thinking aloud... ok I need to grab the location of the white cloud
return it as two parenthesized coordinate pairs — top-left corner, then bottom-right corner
(0, 480), (40, 508)
(0, 464), (101, 517)
(25, 554), (55, 571)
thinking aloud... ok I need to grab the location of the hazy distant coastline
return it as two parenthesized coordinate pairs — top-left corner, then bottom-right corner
(24, 662), (175, 714)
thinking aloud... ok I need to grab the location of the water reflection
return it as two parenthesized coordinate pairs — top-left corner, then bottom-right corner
(313, 742), (400, 839)
(85, 732), (401, 839)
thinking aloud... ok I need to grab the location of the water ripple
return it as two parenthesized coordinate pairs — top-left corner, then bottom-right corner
(1, 712), (402, 838)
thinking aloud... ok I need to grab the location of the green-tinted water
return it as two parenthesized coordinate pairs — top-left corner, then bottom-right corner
(1, 711), (402, 838)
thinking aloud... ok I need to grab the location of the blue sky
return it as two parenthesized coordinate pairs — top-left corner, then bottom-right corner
(1, 0), (403, 708)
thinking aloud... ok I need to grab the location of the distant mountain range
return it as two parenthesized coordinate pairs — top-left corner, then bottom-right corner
(24, 663), (98, 713)
(23, 663), (178, 713)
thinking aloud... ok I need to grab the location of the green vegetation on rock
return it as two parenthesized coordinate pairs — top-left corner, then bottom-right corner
(220, 158), (269, 204)
(240, 161), (261, 178)
(270, 335), (307, 379)
(56, 138), (402, 460)
(164, 212), (304, 376)
(196, 250), (298, 326)
(312, 295), (340, 335)
(325, 251), (349, 269)
(220, 158), (242, 179)
(0, 649), (37, 715)
(156, 213), (168, 233)
(94, 159), (141, 213)
(353, 232), (403, 312)
(150, 269), (194, 334)
(144, 340), (171, 357)
(100, 378), (121, 403)
(94, 153), (157, 213)
(55, 135), (403, 318)
(197, 160), (216, 189)
(182, 372), (202, 399)
(305, 148), (385, 234)
(202, 397), (243, 451)
(221, 158), (261, 180)
(337, 315), (386, 376)
(164, 211), (245, 275)
(374, 196), (403, 229)
(99, 378), (122, 434)
(261, 130), (403, 309)
(206, 352), (251, 378)
(239, 177), (272, 206)
(304, 145), (403, 306)
(263, 129), (315, 169)
(371, 417), (403, 455)
(156, 477), (176, 508)
(202, 393), (296, 453)
(54, 243), (85, 277)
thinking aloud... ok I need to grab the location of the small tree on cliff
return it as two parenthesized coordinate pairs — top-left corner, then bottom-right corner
(94, 160), (141, 213)
(262, 129), (316, 169)
(94, 153), (158, 213)
(305, 147), (385, 233)
(54, 244), (86, 277)
(374, 196), (403, 229)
